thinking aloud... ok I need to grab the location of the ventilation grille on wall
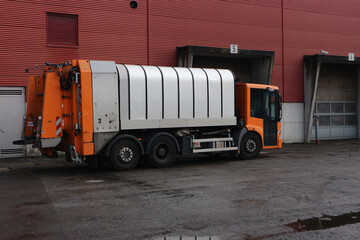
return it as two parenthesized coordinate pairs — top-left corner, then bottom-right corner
(1, 148), (24, 155)
(0, 90), (23, 95)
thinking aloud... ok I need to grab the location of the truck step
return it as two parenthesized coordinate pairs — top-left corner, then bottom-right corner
(193, 147), (238, 153)
(191, 137), (237, 153)
(192, 137), (233, 143)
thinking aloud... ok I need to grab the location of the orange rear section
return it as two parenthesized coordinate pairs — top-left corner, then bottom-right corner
(23, 60), (94, 157)
(24, 75), (44, 138)
(41, 72), (63, 139)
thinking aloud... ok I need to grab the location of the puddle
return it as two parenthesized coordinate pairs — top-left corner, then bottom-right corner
(244, 211), (360, 240)
(20, 201), (48, 206)
(0, 167), (11, 172)
(286, 211), (360, 232)
(85, 179), (104, 183)
(154, 237), (217, 240)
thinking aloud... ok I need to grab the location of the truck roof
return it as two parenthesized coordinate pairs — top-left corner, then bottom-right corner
(236, 82), (280, 90)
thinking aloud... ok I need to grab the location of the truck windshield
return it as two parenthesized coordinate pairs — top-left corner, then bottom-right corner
(250, 89), (264, 118)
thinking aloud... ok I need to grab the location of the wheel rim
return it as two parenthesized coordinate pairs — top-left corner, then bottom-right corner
(245, 139), (257, 153)
(118, 146), (133, 163)
(156, 144), (168, 159)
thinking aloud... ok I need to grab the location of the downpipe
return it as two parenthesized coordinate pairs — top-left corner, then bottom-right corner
(314, 115), (320, 144)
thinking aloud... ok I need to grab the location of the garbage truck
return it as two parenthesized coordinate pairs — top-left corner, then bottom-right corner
(14, 60), (282, 170)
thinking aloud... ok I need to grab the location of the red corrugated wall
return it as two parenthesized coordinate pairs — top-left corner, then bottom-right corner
(0, 0), (147, 92)
(283, 0), (360, 102)
(1, 0), (360, 102)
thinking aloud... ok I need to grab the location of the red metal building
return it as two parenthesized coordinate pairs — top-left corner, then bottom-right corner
(1, 0), (360, 157)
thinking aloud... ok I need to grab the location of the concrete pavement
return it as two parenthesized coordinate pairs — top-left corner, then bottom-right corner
(0, 140), (360, 240)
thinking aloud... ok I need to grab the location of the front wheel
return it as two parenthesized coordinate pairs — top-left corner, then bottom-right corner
(239, 132), (261, 160)
(110, 139), (140, 170)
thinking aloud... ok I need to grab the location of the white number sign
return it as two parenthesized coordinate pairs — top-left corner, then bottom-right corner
(230, 44), (238, 54)
(349, 53), (355, 61)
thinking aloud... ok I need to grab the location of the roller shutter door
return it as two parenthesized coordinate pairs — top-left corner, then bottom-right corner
(312, 64), (358, 140)
(0, 87), (25, 158)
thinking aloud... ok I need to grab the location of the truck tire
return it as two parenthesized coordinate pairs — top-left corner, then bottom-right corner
(239, 132), (261, 160)
(110, 139), (140, 170)
(148, 136), (176, 168)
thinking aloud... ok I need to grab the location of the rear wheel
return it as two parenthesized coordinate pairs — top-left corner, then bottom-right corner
(148, 136), (176, 168)
(110, 139), (140, 170)
(239, 132), (261, 160)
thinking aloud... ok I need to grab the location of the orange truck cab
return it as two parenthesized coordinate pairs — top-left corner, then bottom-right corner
(14, 60), (282, 170)
(235, 83), (282, 154)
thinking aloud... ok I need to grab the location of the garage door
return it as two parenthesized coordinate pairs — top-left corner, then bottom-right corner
(312, 64), (358, 140)
(0, 87), (25, 158)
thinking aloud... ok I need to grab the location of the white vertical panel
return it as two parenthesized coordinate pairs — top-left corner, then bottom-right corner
(204, 69), (221, 118)
(159, 67), (178, 119)
(116, 64), (129, 121)
(189, 68), (207, 118)
(142, 66), (162, 119)
(126, 65), (146, 120)
(217, 69), (235, 118)
(282, 103), (305, 143)
(90, 61), (119, 133)
(175, 67), (193, 118)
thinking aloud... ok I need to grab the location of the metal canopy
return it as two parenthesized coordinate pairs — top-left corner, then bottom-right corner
(178, 45), (274, 59)
(304, 54), (360, 64)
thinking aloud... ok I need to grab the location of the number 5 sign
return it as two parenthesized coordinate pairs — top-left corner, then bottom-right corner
(230, 44), (238, 54)
(349, 53), (355, 61)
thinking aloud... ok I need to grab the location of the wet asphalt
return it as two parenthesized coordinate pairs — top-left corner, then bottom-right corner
(0, 140), (360, 240)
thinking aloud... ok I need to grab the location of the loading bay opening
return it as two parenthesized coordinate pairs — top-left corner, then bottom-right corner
(177, 46), (274, 85)
(304, 54), (360, 142)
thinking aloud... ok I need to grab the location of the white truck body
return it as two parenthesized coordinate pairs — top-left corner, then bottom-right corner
(90, 60), (236, 132)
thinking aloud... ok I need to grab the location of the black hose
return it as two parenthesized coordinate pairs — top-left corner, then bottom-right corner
(60, 66), (79, 90)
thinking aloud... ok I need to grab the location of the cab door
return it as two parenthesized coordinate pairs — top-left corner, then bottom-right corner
(263, 89), (278, 146)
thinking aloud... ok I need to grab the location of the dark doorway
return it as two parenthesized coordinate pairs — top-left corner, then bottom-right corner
(177, 45), (274, 84)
